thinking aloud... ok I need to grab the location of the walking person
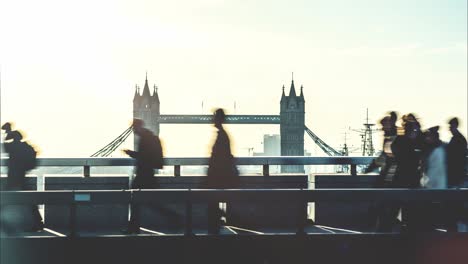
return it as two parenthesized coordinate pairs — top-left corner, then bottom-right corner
(418, 127), (448, 231)
(365, 115), (398, 231)
(445, 117), (467, 232)
(122, 119), (163, 234)
(206, 109), (240, 234)
(375, 114), (423, 232)
(1, 123), (44, 232)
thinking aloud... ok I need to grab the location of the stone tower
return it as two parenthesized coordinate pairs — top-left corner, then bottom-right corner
(133, 74), (160, 148)
(280, 77), (305, 173)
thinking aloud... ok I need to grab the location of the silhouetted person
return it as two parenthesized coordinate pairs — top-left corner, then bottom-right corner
(1, 126), (44, 232)
(206, 109), (239, 234)
(421, 127), (447, 189)
(415, 127), (448, 231)
(375, 115), (423, 232)
(446, 118), (467, 188)
(365, 116), (398, 230)
(365, 116), (397, 186)
(122, 119), (163, 234)
(446, 117), (467, 232)
(389, 111), (398, 137)
(394, 115), (426, 232)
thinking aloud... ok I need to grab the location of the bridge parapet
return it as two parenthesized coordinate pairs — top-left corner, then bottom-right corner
(1, 156), (375, 177)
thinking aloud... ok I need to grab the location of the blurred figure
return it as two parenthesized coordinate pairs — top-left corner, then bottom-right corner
(420, 126), (447, 189)
(206, 109), (239, 234)
(365, 115), (398, 231)
(1, 124), (43, 232)
(365, 116), (397, 186)
(122, 119), (163, 234)
(417, 127), (448, 231)
(446, 118), (467, 188)
(389, 111), (398, 137)
(393, 115), (425, 232)
(375, 114), (423, 232)
(445, 117), (467, 232)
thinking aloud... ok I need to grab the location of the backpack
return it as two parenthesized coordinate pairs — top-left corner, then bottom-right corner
(150, 136), (164, 169)
(21, 142), (38, 171)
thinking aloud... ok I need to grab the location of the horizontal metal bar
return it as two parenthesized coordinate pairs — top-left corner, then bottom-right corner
(0, 190), (131, 205)
(157, 115), (281, 124)
(0, 156), (376, 167)
(1, 189), (467, 205)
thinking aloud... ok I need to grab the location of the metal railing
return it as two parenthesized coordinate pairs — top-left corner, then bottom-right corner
(0, 156), (375, 177)
(1, 188), (467, 236)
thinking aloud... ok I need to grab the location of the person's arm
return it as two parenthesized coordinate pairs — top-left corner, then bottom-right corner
(123, 149), (138, 159)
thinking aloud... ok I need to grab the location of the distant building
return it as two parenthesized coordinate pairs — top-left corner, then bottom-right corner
(254, 134), (281, 173)
(280, 78), (305, 173)
(133, 74), (160, 149)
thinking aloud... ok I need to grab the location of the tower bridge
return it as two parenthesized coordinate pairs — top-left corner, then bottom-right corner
(133, 74), (315, 173)
(89, 74), (344, 173)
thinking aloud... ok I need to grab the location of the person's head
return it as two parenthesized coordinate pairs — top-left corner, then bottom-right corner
(1, 122), (12, 133)
(424, 126), (440, 146)
(402, 113), (420, 139)
(132, 119), (145, 135)
(380, 116), (392, 135)
(448, 117), (459, 135)
(213, 108), (226, 129)
(5, 130), (23, 142)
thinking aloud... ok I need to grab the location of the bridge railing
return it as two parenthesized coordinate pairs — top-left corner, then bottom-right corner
(1, 188), (467, 236)
(0, 156), (375, 177)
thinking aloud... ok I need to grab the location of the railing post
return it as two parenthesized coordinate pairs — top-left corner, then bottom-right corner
(185, 200), (193, 236)
(296, 190), (306, 236)
(175, 165), (181, 177)
(350, 165), (357, 176)
(83, 166), (90, 177)
(263, 164), (269, 176)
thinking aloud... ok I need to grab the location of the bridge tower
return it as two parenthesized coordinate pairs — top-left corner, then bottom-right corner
(280, 77), (305, 173)
(133, 74), (160, 148)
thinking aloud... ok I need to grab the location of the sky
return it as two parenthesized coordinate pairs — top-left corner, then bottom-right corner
(1, 0), (467, 157)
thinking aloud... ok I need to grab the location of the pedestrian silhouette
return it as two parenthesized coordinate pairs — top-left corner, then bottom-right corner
(415, 127), (448, 231)
(206, 109), (239, 234)
(446, 118), (467, 188)
(1, 123), (44, 232)
(365, 115), (398, 231)
(445, 117), (467, 232)
(122, 119), (163, 234)
(421, 126), (447, 189)
(373, 114), (423, 232)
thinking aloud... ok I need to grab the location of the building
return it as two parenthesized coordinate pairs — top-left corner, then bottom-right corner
(280, 78), (305, 173)
(133, 74), (160, 148)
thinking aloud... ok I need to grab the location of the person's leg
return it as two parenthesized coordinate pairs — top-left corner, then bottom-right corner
(207, 202), (220, 234)
(377, 203), (399, 232)
(31, 205), (44, 231)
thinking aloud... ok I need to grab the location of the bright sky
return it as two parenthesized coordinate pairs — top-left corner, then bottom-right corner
(1, 0), (467, 157)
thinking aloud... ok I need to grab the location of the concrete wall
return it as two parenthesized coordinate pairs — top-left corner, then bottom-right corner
(0, 176), (38, 231)
(313, 174), (377, 230)
(227, 175), (308, 228)
(42, 175), (308, 231)
(44, 176), (129, 232)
